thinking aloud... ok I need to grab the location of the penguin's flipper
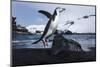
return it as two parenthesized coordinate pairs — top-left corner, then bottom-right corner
(32, 39), (41, 44)
(38, 10), (52, 19)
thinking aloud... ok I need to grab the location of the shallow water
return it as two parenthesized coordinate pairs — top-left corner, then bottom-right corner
(63, 34), (96, 51)
(12, 34), (96, 51)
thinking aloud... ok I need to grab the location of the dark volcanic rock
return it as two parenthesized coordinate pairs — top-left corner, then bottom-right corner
(51, 34), (83, 55)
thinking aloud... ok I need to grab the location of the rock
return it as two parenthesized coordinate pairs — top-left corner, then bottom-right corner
(51, 34), (83, 55)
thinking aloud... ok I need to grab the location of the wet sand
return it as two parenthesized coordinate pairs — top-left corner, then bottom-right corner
(12, 47), (96, 66)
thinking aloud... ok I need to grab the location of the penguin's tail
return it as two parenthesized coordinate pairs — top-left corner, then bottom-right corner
(32, 33), (46, 44)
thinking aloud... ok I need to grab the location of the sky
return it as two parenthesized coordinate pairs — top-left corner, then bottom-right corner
(12, 1), (96, 33)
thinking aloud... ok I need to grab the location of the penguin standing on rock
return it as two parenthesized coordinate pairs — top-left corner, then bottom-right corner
(32, 7), (65, 47)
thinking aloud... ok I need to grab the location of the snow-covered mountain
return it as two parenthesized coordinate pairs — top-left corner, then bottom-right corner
(26, 25), (45, 33)
(26, 24), (71, 34)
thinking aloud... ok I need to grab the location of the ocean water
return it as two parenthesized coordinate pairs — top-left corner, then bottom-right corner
(12, 34), (96, 51)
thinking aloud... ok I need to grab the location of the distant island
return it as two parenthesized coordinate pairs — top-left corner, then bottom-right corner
(12, 17), (32, 35)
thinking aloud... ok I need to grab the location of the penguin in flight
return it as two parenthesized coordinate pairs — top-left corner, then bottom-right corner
(64, 21), (74, 28)
(32, 7), (65, 47)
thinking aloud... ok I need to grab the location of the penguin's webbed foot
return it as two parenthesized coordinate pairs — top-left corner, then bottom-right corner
(42, 39), (48, 47)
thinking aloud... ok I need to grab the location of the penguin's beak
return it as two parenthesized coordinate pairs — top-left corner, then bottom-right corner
(60, 8), (66, 13)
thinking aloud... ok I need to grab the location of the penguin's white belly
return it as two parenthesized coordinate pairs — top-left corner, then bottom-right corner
(45, 15), (59, 37)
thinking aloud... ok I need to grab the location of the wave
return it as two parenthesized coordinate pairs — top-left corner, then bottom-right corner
(12, 40), (52, 49)
(12, 40), (35, 43)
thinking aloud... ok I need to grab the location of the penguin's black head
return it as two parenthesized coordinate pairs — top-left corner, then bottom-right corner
(55, 7), (66, 13)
